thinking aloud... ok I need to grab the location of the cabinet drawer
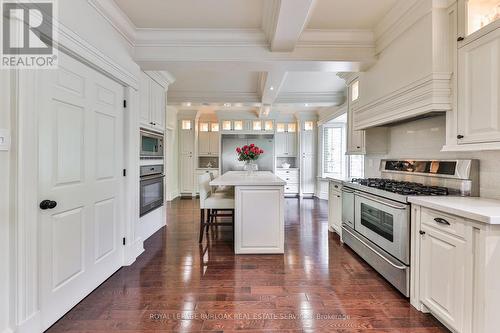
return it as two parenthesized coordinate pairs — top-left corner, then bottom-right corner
(421, 207), (466, 239)
(284, 184), (299, 193)
(276, 170), (299, 178)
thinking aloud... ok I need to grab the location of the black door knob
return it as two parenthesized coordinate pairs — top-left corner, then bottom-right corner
(457, 135), (464, 139)
(40, 200), (57, 210)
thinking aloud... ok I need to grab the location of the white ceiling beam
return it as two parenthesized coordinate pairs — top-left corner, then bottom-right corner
(258, 70), (287, 118)
(267, 0), (317, 52)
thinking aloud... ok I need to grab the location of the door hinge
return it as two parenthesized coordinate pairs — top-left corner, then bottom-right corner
(122, 237), (126, 245)
(123, 100), (127, 108)
(123, 169), (126, 177)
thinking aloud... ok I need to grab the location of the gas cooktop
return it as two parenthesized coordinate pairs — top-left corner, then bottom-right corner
(351, 178), (450, 196)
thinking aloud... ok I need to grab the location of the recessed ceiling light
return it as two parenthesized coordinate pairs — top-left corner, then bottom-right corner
(305, 103), (309, 107)
(270, 86), (274, 91)
(224, 103), (231, 107)
(183, 102), (192, 107)
(234, 103), (243, 107)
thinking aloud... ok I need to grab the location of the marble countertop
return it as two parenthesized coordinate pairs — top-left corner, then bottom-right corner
(408, 196), (500, 224)
(210, 171), (287, 186)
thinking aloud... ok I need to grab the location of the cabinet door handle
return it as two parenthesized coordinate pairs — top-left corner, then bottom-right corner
(419, 230), (426, 235)
(457, 36), (464, 41)
(434, 217), (450, 225)
(457, 135), (464, 139)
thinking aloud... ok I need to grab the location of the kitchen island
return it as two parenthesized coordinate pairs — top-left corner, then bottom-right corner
(211, 171), (286, 254)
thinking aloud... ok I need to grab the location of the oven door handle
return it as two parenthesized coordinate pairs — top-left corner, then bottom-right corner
(140, 174), (165, 181)
(342, 226), (407, 270)
(342, 188), (355, 194)
(355, 191), (408, 210)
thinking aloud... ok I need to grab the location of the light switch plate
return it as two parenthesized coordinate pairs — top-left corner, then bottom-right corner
(0, 129), (11, 151)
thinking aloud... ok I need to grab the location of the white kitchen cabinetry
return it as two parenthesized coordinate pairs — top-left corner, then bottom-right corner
(198, 122), (220, 156)
(328, 181), (342, 234)
(275, 123), (297, 157)
(180, 120), (195, 194)
(300, 121), (316, 195)
(456, 28), (500, 145)
(419, 224), (467, 332)
(276, 169), (299, 195)
(139, 72), (166, 132)
(347, 102), (365, 154)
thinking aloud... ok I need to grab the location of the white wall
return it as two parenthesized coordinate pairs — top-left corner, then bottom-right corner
(0, 70), (12, 333)
(365, 115), (500, 200)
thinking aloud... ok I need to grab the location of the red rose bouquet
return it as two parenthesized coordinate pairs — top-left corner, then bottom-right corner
(236, 143), (264, 161)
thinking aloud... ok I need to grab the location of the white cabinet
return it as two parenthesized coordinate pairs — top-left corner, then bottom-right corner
(328, 181), (342, 234)
(180, 155), (194, 194)
(347, 104), (366, 154)
(300, 121), (316, 195)
(457, 28), (500, 145)
(275, 132), (297, 157)
(139, 72), (166, 132)
(276, 169), (299, 195)
(419, 224), (467, 332)
(198, 122), (219, 156)
(179, 120), (195, 194)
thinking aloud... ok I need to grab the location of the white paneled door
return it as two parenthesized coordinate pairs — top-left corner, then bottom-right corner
(38, 53), (124, 330)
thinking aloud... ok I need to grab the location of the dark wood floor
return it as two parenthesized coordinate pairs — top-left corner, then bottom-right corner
(47, 197), (448, 332)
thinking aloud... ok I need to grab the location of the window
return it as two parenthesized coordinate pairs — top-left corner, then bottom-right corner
(181, 120), (192, 130)
(351, 80), (359, 102)
(323, 126), (346, 177)
(276, 123), (286, 133)
(288, 123), (296, 133)
(211, 123), (219, 132)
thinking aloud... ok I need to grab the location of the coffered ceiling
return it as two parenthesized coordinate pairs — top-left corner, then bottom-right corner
(114, 0), (264, 29)
(101, 0), (404, 115)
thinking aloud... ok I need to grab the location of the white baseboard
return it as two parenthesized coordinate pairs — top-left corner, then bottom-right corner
(123, 238), (144, 266)
(2, 327), (14, 333)
(139, 206), (166, 241)
(167, 190), (179, 201)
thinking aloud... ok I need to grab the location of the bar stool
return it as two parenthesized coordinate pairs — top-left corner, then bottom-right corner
(209, 172), (234, 195)
(199, 173), (235, 243)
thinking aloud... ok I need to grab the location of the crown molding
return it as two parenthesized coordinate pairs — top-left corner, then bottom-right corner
(87, 0), (137, 47)
(374, 0), (431, 55)
(144, 71), (176, 89)
(337, 72), (359, 85)
(275, 91), (345, 105)
(298, 29), (375, 48)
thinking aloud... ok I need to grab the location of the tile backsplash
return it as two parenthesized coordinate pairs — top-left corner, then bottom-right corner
(365, 115), (500, 200)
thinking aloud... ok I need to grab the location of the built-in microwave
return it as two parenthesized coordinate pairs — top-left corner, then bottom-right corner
(140, 130), (164, 159)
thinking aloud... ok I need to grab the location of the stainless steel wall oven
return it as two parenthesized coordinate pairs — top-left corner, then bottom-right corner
(140, 164), (164, 217)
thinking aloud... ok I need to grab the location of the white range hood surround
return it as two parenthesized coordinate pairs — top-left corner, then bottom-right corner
(349, 0), (453, 131)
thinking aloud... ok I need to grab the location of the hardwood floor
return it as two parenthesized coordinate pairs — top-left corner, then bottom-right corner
(47, 197), (448, 332)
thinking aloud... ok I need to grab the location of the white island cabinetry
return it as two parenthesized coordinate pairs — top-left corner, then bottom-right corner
(211, 171), (286, 254)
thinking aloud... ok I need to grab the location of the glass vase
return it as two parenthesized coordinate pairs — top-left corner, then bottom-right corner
(243, 160), (258, 175)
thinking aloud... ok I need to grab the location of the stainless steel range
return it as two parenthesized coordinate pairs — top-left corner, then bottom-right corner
(341, 159), (479, 297)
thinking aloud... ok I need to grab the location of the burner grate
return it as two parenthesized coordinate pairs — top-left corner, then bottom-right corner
(351, 178), (449, 196)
